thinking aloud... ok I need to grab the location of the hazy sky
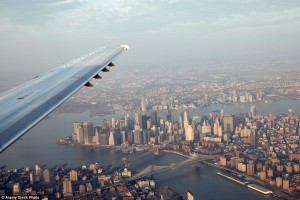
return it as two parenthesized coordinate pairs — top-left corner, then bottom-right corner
(0, 0), (300, 75)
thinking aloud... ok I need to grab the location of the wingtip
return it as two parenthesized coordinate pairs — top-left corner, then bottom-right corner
(120, 44), (129, 50)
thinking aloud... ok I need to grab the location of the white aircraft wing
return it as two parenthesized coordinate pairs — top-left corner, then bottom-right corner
(0, 44), (129, 152)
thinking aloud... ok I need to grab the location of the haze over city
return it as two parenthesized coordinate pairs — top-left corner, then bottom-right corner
(1, 1), (300, 199)
(0, 0), (300, 77)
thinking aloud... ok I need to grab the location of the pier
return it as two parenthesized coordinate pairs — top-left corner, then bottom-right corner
(216, 172), (273, 195)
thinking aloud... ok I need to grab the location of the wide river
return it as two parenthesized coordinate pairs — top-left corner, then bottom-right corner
(1, 100), (300, 199)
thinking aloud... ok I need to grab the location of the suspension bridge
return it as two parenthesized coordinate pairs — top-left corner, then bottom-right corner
(129, 151), (217, 180)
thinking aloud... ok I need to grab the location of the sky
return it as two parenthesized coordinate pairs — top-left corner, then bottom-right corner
(0, 0), (300, 76)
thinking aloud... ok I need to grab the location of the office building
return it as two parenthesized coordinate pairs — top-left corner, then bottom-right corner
(83, 121), (94, 144)
(99, 134), (108, 145)
(141, 114), (148, 130)
(201, 120), (211, 134)
(127, 131), (133, 144)
(86, 183), (93, 192)
(250, 106), (257, 118)
(134, 130), (142, 144)
(260, 171), (266, 181)
(150, 111), (157, 126)
(183, 110), (190, 128)
(247, 160), (255, 176)
(267, 169), (273, 178)
(109, 131), (115, 146)
(167, 109), (173, 122)
(63, 179), (73, 197)
(111, 118), (116, 128)
(276, 177), (282, 188)
(185, 125), (194, 141)
(213, 118), (222, 137)
(79, 185), (86, 194)
(69, 170), (78, 182)
(141, 97), (147, 112)
(121, 131), (126, 144)
(220, 156), (227, 166)
(43, 169), (50, 183)
(30, 172), (35, 184)
(134, 113), (141, 126)
(283, 179), (289, 190)
(223, 115), (234, 133)
(73, 122), (83, 142)
(13, 183), (20, 194)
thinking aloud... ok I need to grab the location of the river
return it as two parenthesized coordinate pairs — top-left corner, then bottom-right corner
(1, 100), (299, 199)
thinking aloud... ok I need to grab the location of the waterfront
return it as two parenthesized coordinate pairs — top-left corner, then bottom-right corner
(1, 100), (299, 199)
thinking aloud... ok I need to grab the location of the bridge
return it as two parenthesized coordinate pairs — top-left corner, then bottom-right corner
(130, 152), (216, 180)
(66, 151), (217, 199)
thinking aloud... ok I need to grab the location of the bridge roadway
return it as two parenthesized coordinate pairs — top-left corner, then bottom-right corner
(70, 150), (290, 200)
(130, 157), (210, 180)
(67, 152), (216, 199)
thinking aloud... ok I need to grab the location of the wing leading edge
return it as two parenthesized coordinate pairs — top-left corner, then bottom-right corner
(0, 44), (129, 153)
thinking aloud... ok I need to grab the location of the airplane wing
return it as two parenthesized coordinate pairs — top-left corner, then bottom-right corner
(0, 44), (129, 153)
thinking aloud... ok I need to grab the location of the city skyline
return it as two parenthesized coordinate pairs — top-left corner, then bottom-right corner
(2, 102), (300, 198)
(0, 1), (300, 77)
(1, 1), (300, 199)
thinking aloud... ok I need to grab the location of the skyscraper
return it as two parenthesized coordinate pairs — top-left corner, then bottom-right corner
(250, 106), (257, 118)
(99, 134), (109, 145)
(223, 115), (234, 133)
(35, 164), (42, 176)
(134, 130), (142, 144)
(167, 109), (173, 122)
(150, 111), (157, 126)
(79, 185), (86, 194)
(108, 131), (115, 146)
(114, 128), (121, 145)
(63, 179), (73, 197)
(119, 119), (126, 130)
(201, 120), (211, 134)
(83, 121), (94, 144)
(43, 169), (50, 183)
(77, 126), (84, 143)
(283, 179), (289, 190)
(183, 110), (190, 128)
(93, 126), (101, 144)
(141, 97), (147, 112)
(73, 122), (82, 142)
(13, 183), (20, 194)
(124, 114), (129, 129)
(178, 114), (183, 130)
(121, 131), (126, 144)
(141, 114), (148, 130)
(247, 160), (255, 176)
(185, 125), (194, 141)
(69, 170), (78, 182)
(111, 118), (116, 128)
(134, 113), (141, 126)
(213, 118), (222, 137)
(29, 172), (35, 184)
(127, 131), (134, 144)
